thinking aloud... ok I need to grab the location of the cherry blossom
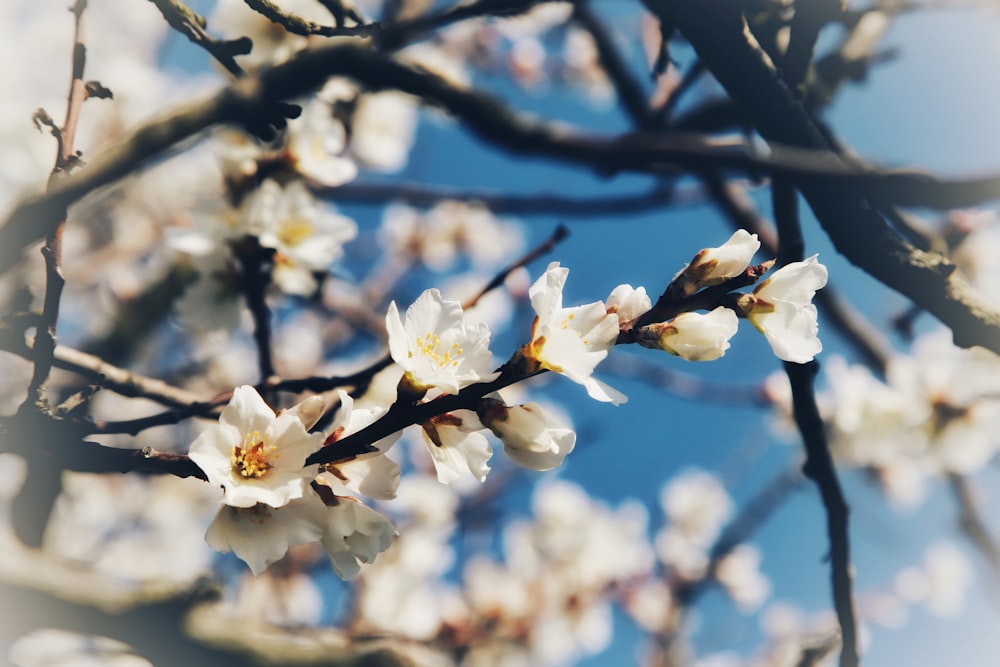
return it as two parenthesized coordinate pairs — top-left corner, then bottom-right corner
(525, 262), (626, 405)
(605, 283), (651, 329)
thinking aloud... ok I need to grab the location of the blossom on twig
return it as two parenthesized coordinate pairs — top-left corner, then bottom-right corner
(525, 262), (626, 405)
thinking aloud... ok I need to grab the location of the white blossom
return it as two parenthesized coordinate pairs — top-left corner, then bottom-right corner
(526, 262), (626, 404)
(420, 410), (494, 484)
(287, 96), (358, 186)
(319, 497), (396, 580)
(204, 494), (327, 576)
(188, 386), (323, 509)
(318, 390), (401, 501)
(386, 288), (499, 394)
(637, 306), (740, 361)
(245, 179), (358, 296)
(746, 255), (828, 363)
(478, 398), (576, 470)
(606, 283), (651, 328)
(351, 91), (418, 172)
(673, 229), (760, 294)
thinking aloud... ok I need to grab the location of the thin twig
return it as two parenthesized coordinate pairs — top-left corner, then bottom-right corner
(148, 0), (251, 77)
(26, 0), (89, 407)
(242, 0), (381, 37)
(948, 472), (1000, 575)
(315, 180), (703, 216)
(768, 140), (859, 667)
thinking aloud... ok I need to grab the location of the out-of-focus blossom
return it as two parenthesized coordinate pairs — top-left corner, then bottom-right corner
(637, 306), (740, 361)
(525, 262), (626, 405)
(9, 629), (152, 667)
(378, 201), (524, 271)
(287, 95), (358, 186)
(656, 469), (732, 579)
(188, 386), (323, 509)
(715, 544), (772, 611)
(894, 541), (972, 617)
(744, 255), (828, 363)
(204, 495), (327, 576)
(386, 288), (499, 395)
(319, 496), (396, 580)
(351, 91), (418, 172)
(245, 179), (358, 296)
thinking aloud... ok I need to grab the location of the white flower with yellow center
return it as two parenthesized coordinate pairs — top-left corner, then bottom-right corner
(526, 262), (626, 405)
(188, 385), (324, 508)
(386, 288), (500, 395)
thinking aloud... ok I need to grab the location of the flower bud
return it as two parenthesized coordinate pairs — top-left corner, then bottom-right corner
(636, 307), (739, 361)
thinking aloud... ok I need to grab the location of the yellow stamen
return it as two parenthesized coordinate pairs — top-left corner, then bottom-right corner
(230, 431), (273, 478)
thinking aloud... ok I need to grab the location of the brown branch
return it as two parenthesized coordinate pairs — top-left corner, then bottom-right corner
(5, 43), (1000, 354)
(464, 224), (569, 309)
(147, 0), (251, 77)
(573, 1), (655, 129)
(948, 472), (1000, 575)
(703, 176), (893, 373)
(242, 0), (381, 37)
(315, 179), (705, 217)
(26, 0), (90, 407)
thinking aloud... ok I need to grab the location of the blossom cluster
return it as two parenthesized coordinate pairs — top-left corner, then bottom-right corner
(185, 231), (828, 578)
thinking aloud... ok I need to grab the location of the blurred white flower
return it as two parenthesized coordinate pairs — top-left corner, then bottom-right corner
(10, 629), (152, 667)
(478, 397), (576, 470)
(204, 495), (326, 576)
(715, 544), (772, 611)
(351, 91), (418, 172)
(319, 497), (396, 580)
(188, 386), (323, 509)
(287, 96), (358, 186)
(386, 288), (499, 394)
(526, 262), (626, 404)
(746, 255), (828, 363)
(245, 179), (358, 296)
(638, 306), (740, 361)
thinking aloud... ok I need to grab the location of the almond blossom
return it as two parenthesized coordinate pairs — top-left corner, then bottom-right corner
(188, 386), (324, 509)
(245, 179), (358, 296)
(477, 397), (576, 471)
(605, 283), (651, 329)
(744, 255), (828, 364)
(204, 495), (327, 576)
(637, 306), (740, 361)
(386, 288), (499, 395)
(672, 229), (761, 296)
(525, 262), (626, 405)
(420, 410), (494, 484)
(319, 496), (397, 580)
